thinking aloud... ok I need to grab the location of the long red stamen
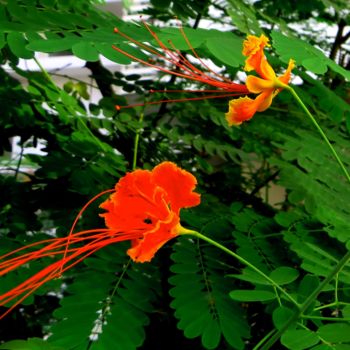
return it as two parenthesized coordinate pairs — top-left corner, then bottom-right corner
(139, 21), (212, 80)
(59, 188), (115, 275)
(116, 92), (243, 110)
(174, 18), (233, 83)
(0, 229), (112, 275)
(113, 21), (249, 93)
(0, 229), (143, 319)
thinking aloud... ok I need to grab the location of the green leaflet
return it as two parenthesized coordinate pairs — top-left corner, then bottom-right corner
(206, 36), (245, 68)
(281, 329), (319, 350)
(229, 289), (276, 302)
(231, 207), (283, 273)
(72, 42), (99, 62)
(0, 338), (64, 350)
(7, 32), (34, 59)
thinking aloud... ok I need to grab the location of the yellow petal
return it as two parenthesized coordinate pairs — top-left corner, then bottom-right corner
(258, 56), (276, 80)
(242, 34), (270, 58)
(255, 90), (274, 112)
(278, 59), (295, 85)
(246, 75), (275, 93)
(225, 91), (274, 126)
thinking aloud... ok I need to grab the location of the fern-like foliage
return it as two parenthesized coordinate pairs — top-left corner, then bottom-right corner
(231, 206), (284, 274)
(270, 121), (350, 244)
(169, 201), (249, 350)
(169, 235), (250, 349)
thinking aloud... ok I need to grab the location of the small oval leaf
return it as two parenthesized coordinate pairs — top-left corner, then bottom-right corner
(229, 290), (276, 302)
(281, 329), (319, 350)
(270, 267), (299, 285)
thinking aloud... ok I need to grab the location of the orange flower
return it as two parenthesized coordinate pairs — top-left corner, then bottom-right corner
(100, 161), (200, 262)
(0, 162), (200, 318)
(225, 34), (295, 126)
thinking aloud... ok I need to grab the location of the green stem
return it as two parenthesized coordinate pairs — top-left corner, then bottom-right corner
(252, 329), (277, 350)
(315, 301), (350, 311)
(335, 273), (339, 304)
(132, 112), (144, 170)
(184, 230), (299, 307)
(301, 315), (350, 322)
(259, 250), (350, 350)
(286, 86), (350, 184)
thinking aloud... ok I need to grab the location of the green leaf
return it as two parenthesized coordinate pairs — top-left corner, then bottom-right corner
(229, 268), (270, 285)
(201, 318), (221, 349)
(0, 32), (5, 49)
(0, 338), (64, 350)
(226, 0), (262, 35)
(272, 31), (350, 80)
(269, 267), (299, 285)
(95, 42), (133, 64)
(229, 290), (276, 302)
(7, 32), (34, 59)
(72, 41), (99, 62)
(27, 37), (77, 53)
(206, 36), (244, 68)
(297, 275), (320, 304)
(281, 329), (319, 350)
(272, 306), (295, 330)
(317, 323), (350, 343)
(158, 27), (206, 50)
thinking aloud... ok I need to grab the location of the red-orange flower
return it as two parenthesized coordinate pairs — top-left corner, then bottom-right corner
(0, 162), (200, 318)
(225, 34), (295, 126)
(100, 161), (200, 262)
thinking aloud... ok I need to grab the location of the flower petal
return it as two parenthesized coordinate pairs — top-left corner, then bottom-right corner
(152, 162), (201, 214)
(246, 75), (275, 93)
(278, 59), (295, 85)
(127, 215), (181, 262)
(255, 90), (274, 112)
(257, 56), (276, 81)
(243, 35), (270, 72)
(100, 169), (170, 232)
(225, 90), (274, 126)
(225, 96), (259, 126)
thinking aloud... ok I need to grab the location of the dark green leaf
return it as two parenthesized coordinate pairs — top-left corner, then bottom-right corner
(229, 290), (276, 302)
(281, 329), (319, 350)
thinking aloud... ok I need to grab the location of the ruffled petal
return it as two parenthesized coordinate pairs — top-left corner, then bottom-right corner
(127, 214), (181, 262)
(225, 90), (274, 126)
(100, 169), (170, 232)
(152, 162), (201, 214)
(243, 35), (270, 72)
(246, 75), (275, 93)
(225, 96), (259, 126)
(278, 59), (295, 85)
